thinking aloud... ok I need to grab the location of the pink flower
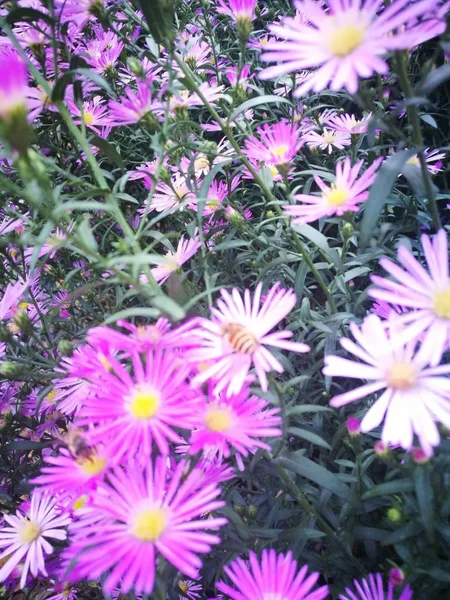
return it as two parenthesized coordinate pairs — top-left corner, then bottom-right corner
(65, 458), (226, 596)
(185, 283), (309, 395)
(369, 229), (450, 366)
(217, 550), (329, 600)
(260, 0), (442, 96)
(0, 492), (70, 589)
(0, 278), (29, 320)
(0, 52), (28, 120)
(76, 349), (202, 461)
(339, 573), (412, 600)
(284, 157), (381, 224)
(303, 128), (351, 153)
(188, 387), (281, 469)
(403, 148), (446, 175)
(216, 0), (258, 23)
(142, 175), (197, 214)
(323, 314), (450, 453)
(149, 234), (201, 285)
(244, 119), (303, 167)
(329, 113), (372, 134)
(68, 95), (110, 133)
(108, 80), (160, 126)
(178, 578), (202, 600)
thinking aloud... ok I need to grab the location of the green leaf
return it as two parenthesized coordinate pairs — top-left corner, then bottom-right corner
(152, 295), (186, 321)
(354, 526), (388, 542)
(52, 69), (114, 103)
(287, 405), (333, 415)
(76, 218), (98, 252)
(418, 64), (450, 95)
(382, 522), (423, 545)
(229, 95), (292, 122)
(292, 223), (342, 270)
(275, 455), (352, 500)
(359, 149), (417, 250)
(103, 307), (161, 324)
(5, 7), (54, 25)
(414, 466), (435, 542)
(362, 479), (414, 499)
(90, 135), (125, 169)
(287, 427), (331, 450)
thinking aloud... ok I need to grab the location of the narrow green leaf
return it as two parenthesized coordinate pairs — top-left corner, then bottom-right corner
(414, 466), (435, 542)
(152, 295), (185, 320)
(359, 149), (417, 250)
(419, 64), (450, 95)
(275, 455), (351, 500)
(103, 307), (161, 324)
(229, 95), (292, 122)
(287, 405), (333, 415)
(5, 7), (54, 25)
(362, 479), (414, 499)
(90, 135), (125, 169)
(381, 522), (423, 545)
(287, 427), (331, 450)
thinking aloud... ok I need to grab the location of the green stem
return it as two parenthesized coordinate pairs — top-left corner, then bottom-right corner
(395, 51), (441, 231)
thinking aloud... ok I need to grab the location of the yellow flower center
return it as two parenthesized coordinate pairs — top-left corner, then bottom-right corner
(325, 186), (350, 207)
(83, 112), (94, 125)
(130, 506), (168, 541)
(329, 23), (365, 57)
(272, 144), (289, 162)
(77, 455), (107, 477)
(205, 406), (233, 433)
(128, 386), (161, 419)
(322, 131), (336, 144)
(222, 323), (258, 354)
(18, 302), (29, 310)
(387, 363), (418, 390)
(207, 197), (220, 210)
(179, 582), (188, 593)
(19, 519), (41, 544)
(432, 288), (450, 318)
(72, 494), (89, 511)
(269, 165), (279, 178)
(98, 354), (113, 371)
(45, 389), (58, 404)
(195, 155), (209, 170)
(407, 155), (420, 166)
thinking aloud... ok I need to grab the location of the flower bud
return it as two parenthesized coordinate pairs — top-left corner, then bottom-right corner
(58, 340), (74, 357)
(374, 440), (390, 458)
(0, 361), (25, 378)
(411, 447), (431, 464)
(346, 417), (360, 437)
(0, 53), (32, 154)
(386, 507), (402, 523)
(389, 568), (405, 586)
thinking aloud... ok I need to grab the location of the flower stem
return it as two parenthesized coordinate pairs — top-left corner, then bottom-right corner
(395, 50), (441, 231)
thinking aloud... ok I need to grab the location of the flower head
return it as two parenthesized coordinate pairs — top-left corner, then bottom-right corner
(339, 573), (413, 600)
(284, 158), (381, 224)
(369, 229), (450, 366)
(0, 53), (28, 120)
(0, 492), (70, 588)
(303, 128), (351, 153)
(185, 283), (309, 395)
(108, 80), (160, 127)
(324, 314), (450, 453)
(244, 119), (303, 170)
(149, 234), (201, 285)
(217, 549), (329, 600)
(65, 458), (226, 596)
(260, 0), (443, 96)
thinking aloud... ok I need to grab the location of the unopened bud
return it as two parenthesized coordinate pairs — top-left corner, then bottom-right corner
(411, 447), (431, 464)
(58, 340), (74, 357)
(374, 440), (390, 458)
(247, 504), (257, 518)
(0, 361), (25, 378)
(386, 507), (402, 523)
(389, 568), (405, 586)
(346, 417), (360, 437)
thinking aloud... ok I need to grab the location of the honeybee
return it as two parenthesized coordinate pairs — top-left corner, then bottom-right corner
(59, 428), (94, 461)
(221, 323), (257, 355)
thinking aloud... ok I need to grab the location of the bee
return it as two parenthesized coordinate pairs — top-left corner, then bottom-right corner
(221, 323), (258, 355)
(58, 428), (94, 461)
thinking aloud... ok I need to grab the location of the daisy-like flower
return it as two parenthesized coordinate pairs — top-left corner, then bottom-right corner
(76, 349), (202, 461)
(284, 157), (382, 224)
(402, 148), (446, 176)
(0, 52), (28, 121)
(323, 314), (450, 453)
(0, 492), (70, 588)
(0, 278), (29, 320)
(217, 550), (329, 600)
(188, 388), (282, 470)
(108, 80), (160, 127)
(260, 0), (443, 96)
(149, 234), (201, 285)
(217, 0), (258, 23)
(68, 96), (110, 133)
(185, 283), (309, 395)
(65, 458), (226, 596)
(369, 229), (450, 366)
(144, 175), (197, 214)
(168, 84), (224, 116)
(31, 446), (110, 499)
(339, 573), (412, 600)
(178, 577), (202, 600)
(329, 113), (372, 134)
(244, 119), (303, 171)
(303, 128), (351, 153)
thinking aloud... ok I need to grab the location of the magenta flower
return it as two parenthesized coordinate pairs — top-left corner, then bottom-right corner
(108, 80), (160, 126)
(142, 175), (197, 214)
(149, 233), (201, 285)
(178, 578), (202, 600)
(339, 573), (413, 600)
(0, 278), (29, 321)
(403, 148), (446, 175)
(244, 119), (303, 169)
(0, 492), (70, 588)
(284, 157), (381, 224)
(186, 283), (309, 395)
(217, 550), (329, 600)
(68, 95), (110, 133)
(76, 349), (202, 461)
(260, 0), (442, 96)
(323, 314), (450, 453)
(0, 52), (28, 120)
(32, 447), (110, 499)
(217, 0), (258, 23)
(369, 229), (450, 366)
(188, 387), (282, 469)
(65, 458), (226, 596)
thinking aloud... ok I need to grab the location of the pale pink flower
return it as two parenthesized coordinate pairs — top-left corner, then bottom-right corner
(403, 148), (446, 175)
(329, 113), (372, 134)
(168, 84), (224, 115)
(260, 0), (443, 96)
(68, 95), (110, 133)
(244, 119), (303, 167)
(284, 157), (381, 224)
(0, 492), (70, 588)
(0, 278), (29, 320)
(185, 283), (309, 395)
(369, 230), (450, 365)
(323, 314), (450, 453)
(217, 0), (258, 23)
(149, 234), (201, 285)
(303, 128), (351, 153)
(0, 52), (28, 120)
(143, 175), (197, 214)
(108, 80), (160, 126)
